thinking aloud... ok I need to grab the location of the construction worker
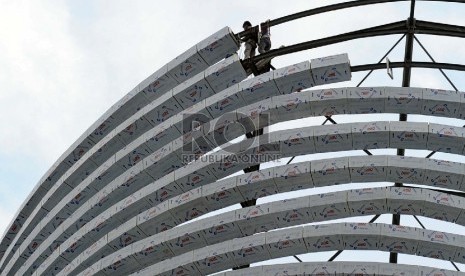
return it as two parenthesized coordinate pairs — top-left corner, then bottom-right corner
(242, 21), (258, 59)
(258, 20), (271, 54)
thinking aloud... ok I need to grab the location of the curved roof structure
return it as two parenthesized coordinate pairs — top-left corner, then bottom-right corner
(2, 0), (465, 275)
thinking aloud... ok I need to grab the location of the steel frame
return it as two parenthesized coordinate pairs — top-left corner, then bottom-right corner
(243, 0), (464, 268)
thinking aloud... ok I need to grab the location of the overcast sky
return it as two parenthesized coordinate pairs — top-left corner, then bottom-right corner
(1, 0), (465, 271)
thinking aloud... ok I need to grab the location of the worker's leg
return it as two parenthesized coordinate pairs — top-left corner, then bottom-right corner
(244, 42), (255, 59)
(258, 36), (271, 54)
(250, 46), (256, 58)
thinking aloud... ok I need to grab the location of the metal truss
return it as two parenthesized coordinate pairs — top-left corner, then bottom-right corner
(257, 0), (464, 268)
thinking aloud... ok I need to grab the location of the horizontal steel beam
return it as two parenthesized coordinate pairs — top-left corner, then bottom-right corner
(250, 20), (465, 63)
(352, 61), (465, 72)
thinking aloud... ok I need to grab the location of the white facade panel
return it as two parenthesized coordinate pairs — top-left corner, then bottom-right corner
(77, 260), (101, 276)
(204, 54), (247, 93)
(428, 123), (465, 154)
(193, 242), (232, 275)
(453, 235), (465, 264)
(273, 161), (312, 192)
(144, 143), (180, 180)
(144, 90), (182, 126)
(302, 262), (339, 275)
(425, 158), (464, 190)
(303, 224), (344, 252)
(174, 160), (217, 191)
(311, 53), (351, 85)
(269, 197), (311, 228)
(107, 217), (137, 247)
(173, 73), (213, 109)
(113, 189), (152, 225)
(310, 192), (348, 221)
(273, 61), (314, 94)
(275, 127), (316, 156)
(62, 138), (95, 168)
(262, 263), (302, 276)
(41, 182), (73, 212)
(137, 201), (175, 236)
(173, 102), (212, 135)
(272, 92), (312, 123)
(166, 221), (206, 255)
(338, 261), (379, 275)
(90, 134), (126, 165)
(422, 88), (460, 118)
(209, 149), (249, 179)
(313, 124), (352, 153)
(236, 98), (273, 131)
(35, 249), (59, 276)
(241, 134), (281, 164)
(346, 86), (385, 114)
(109, 223), (146, 252)
(139, 65), (178, 102)
(236, 205), (276, 235)
(422, 191), (464, 222)
(144, 172), (179, 205)
(144, 118), (181, 151)
(201, 212), (241, 245)
(418, 267), (459, 276)
(459, 91), (465, 119)
(341, 222), (381, 250)
(389, 121), (428, 150)
(101, 246), (140, 275)
(379, 224), (419, 254)
(132, 231), (172, 266)
(90, 155), (117, 193)
(348, 187), (386, 216)
(351, 121), (390, 150)
(385, 87), (423, 114)
(238, 71), (279, 102)
(349, 155), (387, 183)
(203, 113), (244, 147)
(224, 266), (262, 276)
(205, 84), (243, 118)
(310, 88), (347, 116)
(417, 230), (458, 261)
(116, 116), (153, 146)
(378, 263), (419, 276)
(231, 234), (269, 267)
(196, 26), (239, 65)
(59, 255), (81, 276)
(158, 251), (199, 276)
(386, 186), (425, 215)
(78, 234), (107, 265)
(236, 169), (277, 201)
(84, 206), (118, 241)
(203, 177), (243, 211)
(265, 227), (306, 258)
(311, 157), (350, 187)
(169, 187), (209, 223)
(167, 45), (209, 83)
(387, 156), (426, 184)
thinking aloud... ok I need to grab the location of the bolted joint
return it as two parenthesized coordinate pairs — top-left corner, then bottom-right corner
(406, 17), (416, 33)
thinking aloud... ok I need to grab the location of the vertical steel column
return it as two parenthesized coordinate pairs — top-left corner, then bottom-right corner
(239, 128), (264, 208)
(233, 121), (264, 270)
(233, 65), (274, 270)
(390, 0), (416, 264)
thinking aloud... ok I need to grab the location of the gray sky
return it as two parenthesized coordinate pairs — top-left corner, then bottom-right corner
(1, 0), (465, 271)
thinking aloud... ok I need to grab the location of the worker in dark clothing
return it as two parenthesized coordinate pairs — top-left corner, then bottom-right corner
(242, 21), (259, 59)
(258, 20), (271, 54)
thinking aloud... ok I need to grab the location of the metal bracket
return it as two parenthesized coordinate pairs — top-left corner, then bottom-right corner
(386, 57), (394, 79)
